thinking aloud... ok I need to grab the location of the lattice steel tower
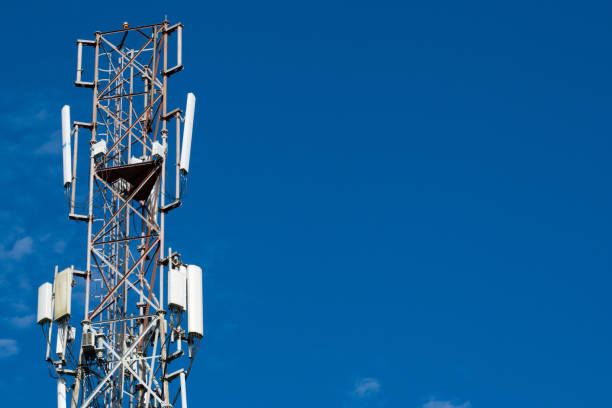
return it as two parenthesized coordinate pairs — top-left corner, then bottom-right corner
(36, 20), (203, 408)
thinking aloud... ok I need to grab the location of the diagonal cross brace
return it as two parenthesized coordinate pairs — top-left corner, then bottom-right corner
(98, 335), (164, 406)
(97, 93), (162, 162)
(93, 173), (160, 237)
(91, 164), (160, 244)
(100, 36), (162, 91)
(81, 316), (158, 408)
(97, 35), (152, 98)
(91, 247), (160, 311)
(88, 238), (159, 320)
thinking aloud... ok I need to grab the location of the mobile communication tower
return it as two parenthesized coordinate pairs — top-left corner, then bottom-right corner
(36, 20), (203, 408)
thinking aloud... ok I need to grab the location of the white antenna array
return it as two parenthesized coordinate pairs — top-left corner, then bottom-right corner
(36, 21), (204, 408)
(180, 93), (196, 174)
(61, 105), (72, 187)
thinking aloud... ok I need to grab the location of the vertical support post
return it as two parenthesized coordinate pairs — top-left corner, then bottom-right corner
(58, 377), (67, 408)
(46, 320), (54, 361)
(85, 31), (101, 322)
(128, 49), (133, 159)
(144, 323), (160, 406)
(180, 371), (188, 408)
(70, 125), (79, 215)
(160, 20), (170, 405)
(159, 311), (169, 404)
(46, 265), (59, 361)
(72, 30), (100, 408)
(85, 35), (100, 319)
(176, 112), (181, 200)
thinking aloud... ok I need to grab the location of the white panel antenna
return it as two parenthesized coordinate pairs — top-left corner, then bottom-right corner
(168, 265), (187, 310)
(179, 92), (196, 174)
(57, 377), (66, 408)
(54, 267), (72, 321)
(61, 105), (72, 187)
(187, 264), (203, 337)
(37, 282), (53, 324)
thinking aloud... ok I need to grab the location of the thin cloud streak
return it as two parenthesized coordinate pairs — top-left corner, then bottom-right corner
(423, 399), (471, 408)
(8, 314), (34, 329)
(35, 131), (60, 155)
(0, 339), (19, 358)
(353, 377), (381, 398)
(0, 236), (34, 260)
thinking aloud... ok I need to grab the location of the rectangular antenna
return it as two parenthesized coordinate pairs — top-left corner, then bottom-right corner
(180, 93), (196, 174)
(61, 105), (72, 187)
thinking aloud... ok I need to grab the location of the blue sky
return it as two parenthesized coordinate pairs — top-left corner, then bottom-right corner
(2, 0), (612, 407)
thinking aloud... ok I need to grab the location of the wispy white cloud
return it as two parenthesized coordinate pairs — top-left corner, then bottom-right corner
(0, 93), (82, 336)
(0, 339), (19, 358)
(7, 314), (34, 329)
(53, 239), (67, 254)
(35, 130), (60, 155)
(353, 377), (381, 398)
(423, 398), (471, 408)
(0, 236), (33, 260)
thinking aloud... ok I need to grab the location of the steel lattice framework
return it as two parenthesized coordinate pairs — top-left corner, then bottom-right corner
(40, 20), (201, 408)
